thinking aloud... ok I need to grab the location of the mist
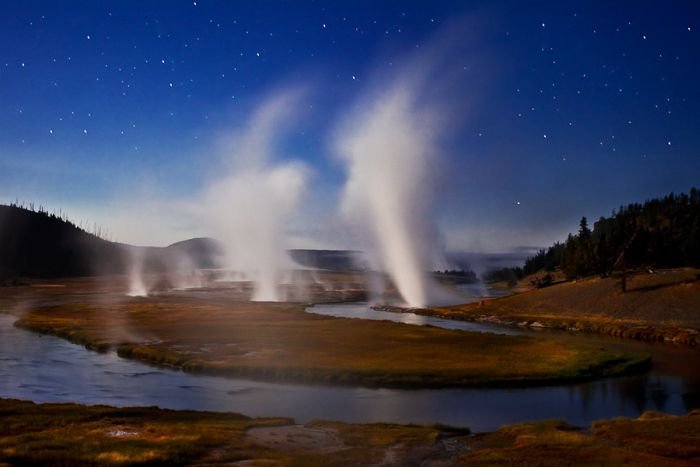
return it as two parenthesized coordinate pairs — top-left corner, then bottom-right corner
(335, 85), (450, 307)
(61, 24), (479, 307)
(199, 91), (310, 301)
(126, 247), (148, 297)
(332, 23), (478, 308)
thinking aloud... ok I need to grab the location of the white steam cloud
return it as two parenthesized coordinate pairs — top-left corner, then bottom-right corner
(336, 83), (451, 308)
(200, 90), (309, 301)
(109, 20), (477, 306)
(126, 247), (148, 297)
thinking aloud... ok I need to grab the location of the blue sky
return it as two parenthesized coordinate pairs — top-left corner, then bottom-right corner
(1, 1), (699, 251)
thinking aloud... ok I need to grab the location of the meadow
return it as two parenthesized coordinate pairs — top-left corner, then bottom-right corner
(13, 290), (648, 388)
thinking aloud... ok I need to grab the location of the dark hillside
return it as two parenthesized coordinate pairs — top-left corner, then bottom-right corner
(0, 205), (223, 280)
(485, 187), (700, 283)
(0, 204), (126, 279)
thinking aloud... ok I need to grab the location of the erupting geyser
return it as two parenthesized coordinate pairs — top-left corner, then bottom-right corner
(202, 91), (309, 301)
(337, 84), (446, 308)
(126, 247), (148, 297)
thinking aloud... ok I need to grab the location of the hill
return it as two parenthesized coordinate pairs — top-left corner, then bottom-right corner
(485, 187), (700, 285)
(431, 268), (700, 347)
(288, 249), (362, 271)
(0, 204), (364, 281)
(0, 204), (124, 279)
(0, 204), (222, 281)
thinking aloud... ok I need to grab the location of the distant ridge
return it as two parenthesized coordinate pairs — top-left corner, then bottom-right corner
(0, 204), (123, 279)
(0, 204), (366, 280)
(288, 249), (362, 271)
(0, 205), (221, 280)
(0, 203), (509, 280)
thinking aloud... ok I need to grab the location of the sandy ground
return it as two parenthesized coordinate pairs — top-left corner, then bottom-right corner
(245, 425), (345, 453)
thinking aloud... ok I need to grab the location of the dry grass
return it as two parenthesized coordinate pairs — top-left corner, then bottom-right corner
(2, 398), (699, 466)
(14, 297), (648, 388)
(460, 410), (700, 466)
(427, 268), (700, 347)
(592, 411), (700, 460)
(0, 398), (289, 465)
(0, 398), (453, 466)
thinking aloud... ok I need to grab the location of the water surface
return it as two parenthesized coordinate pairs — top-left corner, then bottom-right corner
(308, 302), (523, 335)
(1, 309), (699, 433)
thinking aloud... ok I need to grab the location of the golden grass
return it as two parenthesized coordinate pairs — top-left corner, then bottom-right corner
(2, 398), (699, 466)
(592, 411), (700, 460)
(0, 398), (288, 465)
(0, 398), (447, 466)
(460, 410), (700, 466)
(426, 268), (700, 347)
(14, 298), (648, 387)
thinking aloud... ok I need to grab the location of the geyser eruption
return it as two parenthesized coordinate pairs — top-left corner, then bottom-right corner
(126, 247), (148, 297)
(205, 166), (306, 301)
(337, 85), (449, 308)
(202, 91), (309, 301)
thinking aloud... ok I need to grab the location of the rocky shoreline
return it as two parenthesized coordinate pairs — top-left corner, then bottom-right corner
(373, 304), (700, 349)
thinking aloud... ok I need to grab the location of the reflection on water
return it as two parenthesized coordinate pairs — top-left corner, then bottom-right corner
(1, 313), (699, 432)
(308, 303), (522, 335)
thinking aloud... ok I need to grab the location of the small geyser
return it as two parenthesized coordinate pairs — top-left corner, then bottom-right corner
(336, 85), (449, 308)
(126, 247), (148, 297)
(201, 91), (309, 301)
(170, 252), (205, 290)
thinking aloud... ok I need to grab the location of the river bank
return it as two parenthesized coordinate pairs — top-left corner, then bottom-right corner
(0, 398), (457, 466)
(12, 296), (648, 389)
(388, 268), (700, 348)
(1, 398), (698, 466)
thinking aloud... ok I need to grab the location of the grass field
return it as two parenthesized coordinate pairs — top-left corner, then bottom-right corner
(0, 398), (452, 466)
(1, 276), (697, 464)
(2, 398), (698, 466)
(459, 410), (700, 465)
(12, 296), (649, 388)
(423, 268), (700, 347)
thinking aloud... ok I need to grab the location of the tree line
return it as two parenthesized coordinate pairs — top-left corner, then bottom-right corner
(484, 187), (700, 283)
(4, 200), (112, 241)
(0, 204), (123, 281)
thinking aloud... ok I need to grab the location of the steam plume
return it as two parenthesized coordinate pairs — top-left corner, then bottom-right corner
(337, 85), (446, 307)
(126, 247), (148, 297)
(201, 91), (309, 301)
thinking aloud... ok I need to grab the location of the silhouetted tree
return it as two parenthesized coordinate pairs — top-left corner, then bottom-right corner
(500, 187), (700, 281)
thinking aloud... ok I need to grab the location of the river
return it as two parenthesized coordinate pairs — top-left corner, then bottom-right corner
(1, 304), (699, 433)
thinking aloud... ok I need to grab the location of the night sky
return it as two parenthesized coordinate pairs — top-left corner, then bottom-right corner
(1, 1), (699, 252)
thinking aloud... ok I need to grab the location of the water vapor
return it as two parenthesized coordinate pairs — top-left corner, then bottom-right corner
(126, 248), (148, 297)
(200, 90), (310, 301)
(334, 27), (473, 307)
